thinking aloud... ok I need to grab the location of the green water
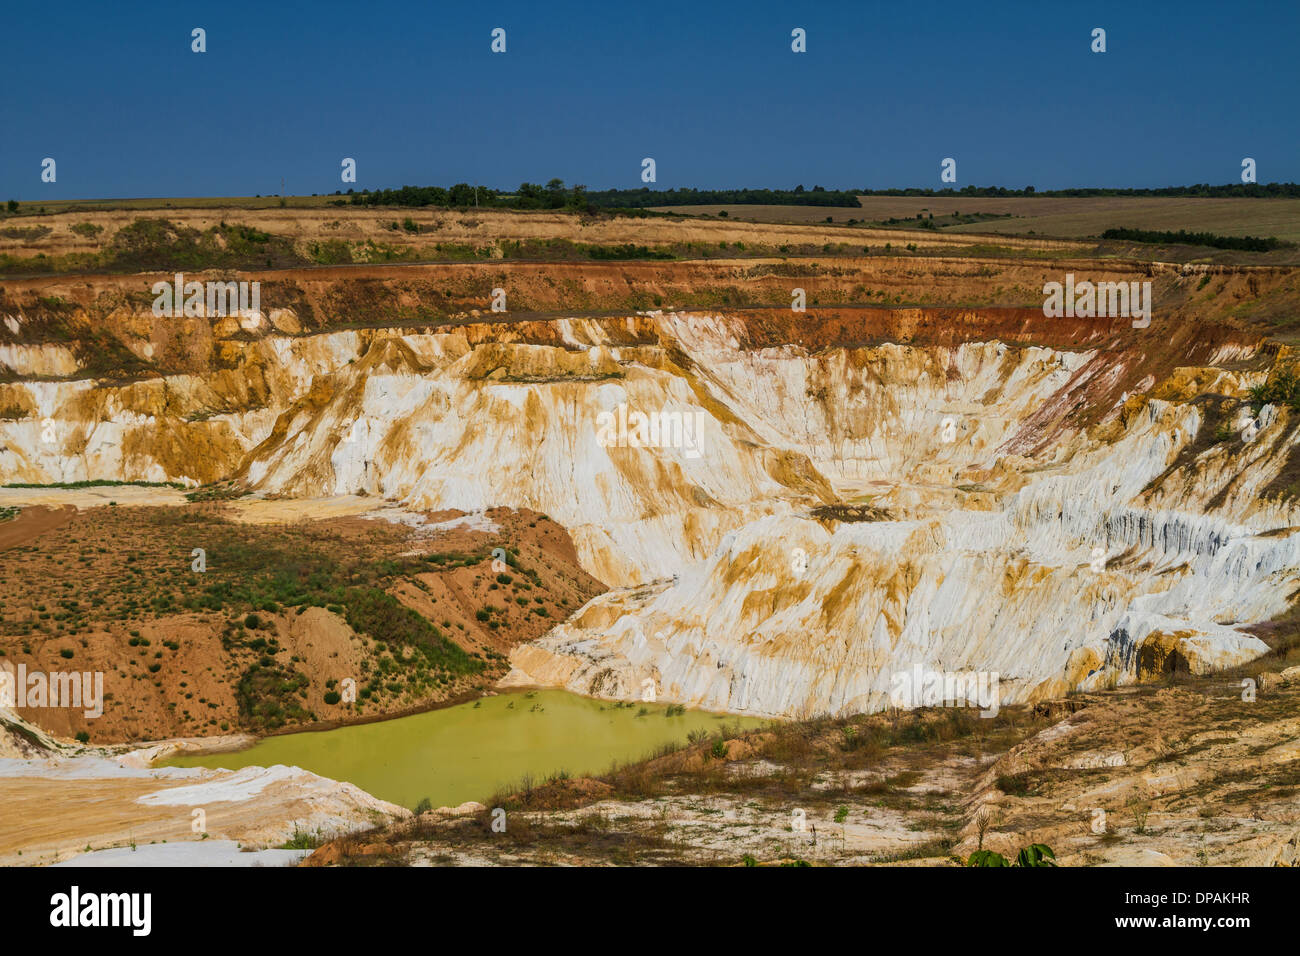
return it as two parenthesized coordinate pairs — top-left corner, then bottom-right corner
(161, 690), (767, 810)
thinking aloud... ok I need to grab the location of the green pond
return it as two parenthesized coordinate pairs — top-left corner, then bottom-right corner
(161, 690), (768, 810)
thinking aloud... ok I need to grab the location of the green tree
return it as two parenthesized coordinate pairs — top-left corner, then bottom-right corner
(545, 178), (566, 208)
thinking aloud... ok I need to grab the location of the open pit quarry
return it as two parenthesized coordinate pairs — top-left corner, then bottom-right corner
(1, 209), (1299, 864)
(3, 232), (1299, 720)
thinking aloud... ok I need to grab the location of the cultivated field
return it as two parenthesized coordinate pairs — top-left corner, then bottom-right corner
(651, 196), (1300, 243)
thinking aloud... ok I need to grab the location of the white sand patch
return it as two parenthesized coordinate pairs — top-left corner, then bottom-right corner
(136, 765), (302, 805)
(362, 507), (500, 536)
(52, 841), (310, 868)
(0, 755), (204, 781)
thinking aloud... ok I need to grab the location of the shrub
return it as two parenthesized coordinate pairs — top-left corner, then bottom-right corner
(279, 826), (325, 850)
(1249, 369), (1300, 413)
(1016, 844), (1058, 867)
(966, 843), (1057, 867)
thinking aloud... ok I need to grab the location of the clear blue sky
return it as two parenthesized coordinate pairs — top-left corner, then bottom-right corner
(3, 0), (1296, 200)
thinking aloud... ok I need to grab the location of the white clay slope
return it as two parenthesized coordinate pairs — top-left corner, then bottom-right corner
(2, 309), (1298, 718)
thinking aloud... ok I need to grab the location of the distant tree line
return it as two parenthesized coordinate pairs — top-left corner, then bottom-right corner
(346, 184), (507, 208)
(1100, 227), (1287, 251)
(340, 182), (861, 210)
(333, 180), (1300, 211)
(582, 186), (862, 207)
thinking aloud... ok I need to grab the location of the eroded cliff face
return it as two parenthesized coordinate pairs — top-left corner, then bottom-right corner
(509, 393), (1300, 717)
(0, 307), (1145, 581)
(1, 290), (1296, 717)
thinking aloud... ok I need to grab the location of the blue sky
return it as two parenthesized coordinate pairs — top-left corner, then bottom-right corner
(3, 0), (1296, 199)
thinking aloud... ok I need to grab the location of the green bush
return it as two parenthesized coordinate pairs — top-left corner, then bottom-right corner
(966, 843), (1057, 867)
(1016, 844), (1058, 867)
(1249, 369), (1300, 413)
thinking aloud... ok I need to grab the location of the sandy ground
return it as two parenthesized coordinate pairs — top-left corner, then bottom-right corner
(0, 488), (518, 529)
(51, 840), (309, 867)
(0, 487), (187, 509)
(223, 494), (382, 524)
(0, 504), (76, 550)
(0, 751), (408, 866)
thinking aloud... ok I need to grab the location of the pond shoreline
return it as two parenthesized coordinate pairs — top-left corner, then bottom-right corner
(156, 689), (770, 810)
(135, 685), (538, 765)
